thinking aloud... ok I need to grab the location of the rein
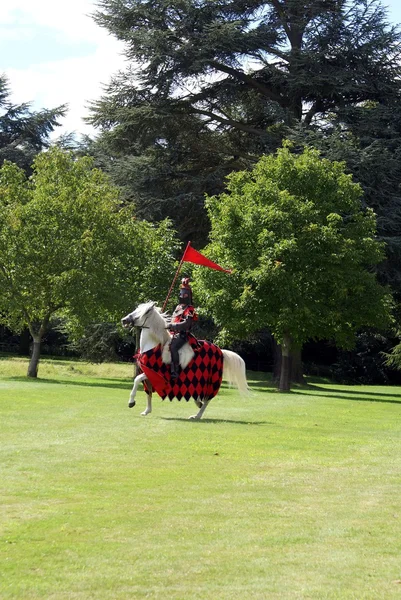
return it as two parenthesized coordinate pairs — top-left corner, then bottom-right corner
(136, 313), (151, 329)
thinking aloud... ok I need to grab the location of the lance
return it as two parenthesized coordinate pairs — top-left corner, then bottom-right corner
(162, 241), (191, 313)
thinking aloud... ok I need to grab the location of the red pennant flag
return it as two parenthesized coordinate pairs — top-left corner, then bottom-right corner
(182, 243), (231, 273)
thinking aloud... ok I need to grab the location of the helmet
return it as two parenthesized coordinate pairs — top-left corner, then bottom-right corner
(179, 277), (192, 305)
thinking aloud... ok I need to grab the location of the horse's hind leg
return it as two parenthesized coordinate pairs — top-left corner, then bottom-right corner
(189, 398), (210, 420)
(141, 383), (153, 416)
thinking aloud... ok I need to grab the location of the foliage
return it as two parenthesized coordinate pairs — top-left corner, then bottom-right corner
(383, 330), (401, 371)
(0, 147), (178, 375)
(289, 105), (401, 297)
(70, 322), (135, 363)
(193, 144), (393, 352)
(332, 329), (400, 384)
(0, 75), (66, 172)
(91, 0), (400, 143)
(87, 0), (401, 243)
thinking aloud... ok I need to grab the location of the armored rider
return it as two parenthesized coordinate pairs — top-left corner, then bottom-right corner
(168, 277), (198, 379)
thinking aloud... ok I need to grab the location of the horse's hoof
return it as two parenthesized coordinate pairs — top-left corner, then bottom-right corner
(128, 401), (136, 408)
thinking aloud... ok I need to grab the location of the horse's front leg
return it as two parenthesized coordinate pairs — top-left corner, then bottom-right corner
(141, 382), (153, 416)
(129, 372), (147, 408)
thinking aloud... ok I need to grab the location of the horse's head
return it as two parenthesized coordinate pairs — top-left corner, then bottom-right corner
(121, 301), (157, 329)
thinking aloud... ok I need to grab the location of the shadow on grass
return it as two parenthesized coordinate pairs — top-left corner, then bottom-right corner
(247, 377), (401, 404)
(292, 383), (401, 404)
(5, 373), (401, 405)
(251, 384), (278, 393)
(3, 376), (132, 391)
(307, 384), (401, 399)
(297, 390), (401, 405)
(161, 417), (270, 425)
(0, 353), (76, 361)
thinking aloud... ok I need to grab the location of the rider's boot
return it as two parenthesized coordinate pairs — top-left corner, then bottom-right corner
(170, 361), (180, 380)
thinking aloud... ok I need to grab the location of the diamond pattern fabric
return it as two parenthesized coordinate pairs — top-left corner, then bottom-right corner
(137, 339), (223, 402)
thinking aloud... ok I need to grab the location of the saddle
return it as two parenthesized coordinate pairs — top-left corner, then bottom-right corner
(185, 332), (202, 351)
(164, 332), (200, 370)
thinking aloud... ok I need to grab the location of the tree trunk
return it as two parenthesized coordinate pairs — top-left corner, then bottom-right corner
(27, 336), (42, 378)
(279, 334), (292, 392)
(26, 315), (50, 378)
(273, 337), (304, 387)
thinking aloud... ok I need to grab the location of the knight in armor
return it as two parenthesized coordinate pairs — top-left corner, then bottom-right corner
(168, 277), (198, 379)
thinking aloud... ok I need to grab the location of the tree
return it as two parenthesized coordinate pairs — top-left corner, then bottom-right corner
(193, 144), (393, 391)
(0, 148), (179, 377)
(384, 331), (401, 372)
(0, 75), (66, 172)
(88, 0), (401, 243)
(289, 101), (401, 298)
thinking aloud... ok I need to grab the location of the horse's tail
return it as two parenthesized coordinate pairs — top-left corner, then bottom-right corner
(222, 349), (250, 395)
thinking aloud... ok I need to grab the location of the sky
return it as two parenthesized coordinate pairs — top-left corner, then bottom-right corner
(2, 0), (401, 141)
(1, 0), (125, 139)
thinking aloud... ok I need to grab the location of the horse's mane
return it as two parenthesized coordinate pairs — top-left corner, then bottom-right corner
(137, 301), (170, 344)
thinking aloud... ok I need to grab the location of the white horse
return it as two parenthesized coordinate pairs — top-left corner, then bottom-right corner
(121, 301), (249, 420)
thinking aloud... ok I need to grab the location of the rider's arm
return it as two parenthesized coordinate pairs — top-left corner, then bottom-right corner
(169, 316), (193, 332)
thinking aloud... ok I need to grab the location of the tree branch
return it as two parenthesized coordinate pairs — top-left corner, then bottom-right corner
(303, 100), (324, 126)
(270, 0), (292, 42)
(192, 107), (268, 137)
(209, 61), (283, 103)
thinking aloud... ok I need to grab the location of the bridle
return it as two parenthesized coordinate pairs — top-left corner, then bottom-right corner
(134, 312), (151, 329)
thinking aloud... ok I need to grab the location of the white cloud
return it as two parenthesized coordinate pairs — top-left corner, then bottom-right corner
(0, 0), (106, 43)
(3, 1), (127, 139)
(7, 38), (126, 138)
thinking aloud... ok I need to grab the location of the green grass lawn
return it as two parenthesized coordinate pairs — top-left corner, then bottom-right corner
(1, 355), (401, 599)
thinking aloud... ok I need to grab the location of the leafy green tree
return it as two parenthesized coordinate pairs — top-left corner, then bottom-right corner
(193, 144), (393, 391)
(0, 148), (178, 377)
(88, 0), (401, 244)
(0, 75), (66, 171)
(384, 332), (401, 372)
